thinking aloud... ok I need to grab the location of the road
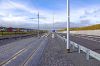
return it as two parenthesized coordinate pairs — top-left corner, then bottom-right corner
(0, 35), (48, 66)
(0, 34), (34, 46)
(0, 33), (99, 66)
(58, 33), (100, 53)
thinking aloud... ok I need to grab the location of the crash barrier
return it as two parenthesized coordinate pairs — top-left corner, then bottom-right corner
(57, 34), (100, 61)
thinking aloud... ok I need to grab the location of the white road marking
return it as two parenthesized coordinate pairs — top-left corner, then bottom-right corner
(1, 48), (26, 66)
(23, 39), (45, 66)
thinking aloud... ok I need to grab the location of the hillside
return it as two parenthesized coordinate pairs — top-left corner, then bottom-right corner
(58, 24), (100, 31)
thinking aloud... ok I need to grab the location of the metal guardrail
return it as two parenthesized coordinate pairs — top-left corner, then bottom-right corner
(57, 34), (100, 61)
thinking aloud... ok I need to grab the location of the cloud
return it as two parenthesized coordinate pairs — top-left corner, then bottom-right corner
(70, 5), (100, 25)
(0, 0), (37, 13)
(0, 0), (67, 29)
(1, 0), (100, 29)
(80, 9), (100, 24)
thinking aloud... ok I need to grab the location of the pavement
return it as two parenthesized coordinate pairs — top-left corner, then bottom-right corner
(39, 34), (74, 66)
(0, 35), (48, 66)
(0, 34), (36, 46)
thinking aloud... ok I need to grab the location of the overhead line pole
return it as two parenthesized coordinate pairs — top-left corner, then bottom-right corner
(67, 0), (70, 52)
(53, 14), (54, 31)
(37, 12), (40, 37)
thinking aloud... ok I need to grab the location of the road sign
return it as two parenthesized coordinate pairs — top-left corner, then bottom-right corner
(52, 30), (55, 32)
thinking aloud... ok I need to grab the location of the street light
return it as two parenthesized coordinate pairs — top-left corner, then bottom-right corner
(67, 0), (70, 52)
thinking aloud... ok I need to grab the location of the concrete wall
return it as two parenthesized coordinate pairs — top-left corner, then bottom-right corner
(61, 30), (100, 36)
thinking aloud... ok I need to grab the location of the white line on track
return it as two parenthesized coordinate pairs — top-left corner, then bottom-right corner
(1, 48), (26, 66)
(23, 38), (46, 66)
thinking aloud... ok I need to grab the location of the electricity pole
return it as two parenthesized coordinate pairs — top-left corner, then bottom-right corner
(67, 0), (70, 52)
(51, 13), (55, 38)
(53, 14), (54, 31)
(37, 12), (40, 37)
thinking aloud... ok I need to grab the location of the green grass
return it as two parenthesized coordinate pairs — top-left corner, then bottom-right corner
(58, 24), (100, 31)
(0, 32), (33, 36)
(0, 30), (47, 36)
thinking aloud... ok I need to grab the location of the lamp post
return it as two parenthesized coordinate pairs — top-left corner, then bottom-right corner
(67, 0), (70, 52)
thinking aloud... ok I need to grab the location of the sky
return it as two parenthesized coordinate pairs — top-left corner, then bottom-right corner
(0, 0), (67, 29)
(70, 0), (100, 25)
(0, 0), (100, 29)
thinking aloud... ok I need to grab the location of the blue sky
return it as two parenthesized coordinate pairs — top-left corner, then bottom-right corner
(71, 0), (100, 8)
(70, 0), (100, 24)
(0, 0), (100, 29)
(0, 0), (67, 29)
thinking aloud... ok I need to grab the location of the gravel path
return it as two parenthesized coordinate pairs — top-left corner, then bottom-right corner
(39, 35), (74, 66)
(39, 34), (100, 66)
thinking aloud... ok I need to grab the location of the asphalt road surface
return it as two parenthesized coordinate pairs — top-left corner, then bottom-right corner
(0, 33), (99, 66)
(58, 33), (100, 53)
(0, 35), (48, 66)
(0, 34), (34, 46)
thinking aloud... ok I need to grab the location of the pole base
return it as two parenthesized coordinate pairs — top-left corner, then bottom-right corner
(67, 49), (70, 53)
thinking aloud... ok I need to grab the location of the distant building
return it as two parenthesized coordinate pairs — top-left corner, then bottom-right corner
(0, 26), (36, 32)
(0, 27), (7, 32)
(7, 27), (13, 32)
